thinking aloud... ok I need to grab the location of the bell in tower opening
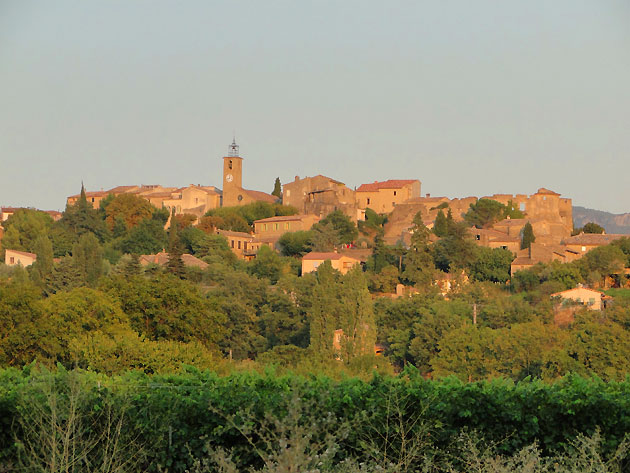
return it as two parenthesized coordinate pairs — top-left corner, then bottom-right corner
(228, 138), (239, 157)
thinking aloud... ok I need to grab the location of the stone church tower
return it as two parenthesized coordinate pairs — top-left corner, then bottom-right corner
(220, 138), (278, 208)
(222, 138), (244, 207)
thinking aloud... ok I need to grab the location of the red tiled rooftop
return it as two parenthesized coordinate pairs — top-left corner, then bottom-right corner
(356, 179), (418, 192)
(254, 214), (317, 224)
(563, 234), (627, 245)
(5, 249), (37, 259)
(302, 252), (344, 261)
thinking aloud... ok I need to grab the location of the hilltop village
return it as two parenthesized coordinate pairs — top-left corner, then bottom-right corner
(4, 139), (624, 278)
(2, 137), (630, 382)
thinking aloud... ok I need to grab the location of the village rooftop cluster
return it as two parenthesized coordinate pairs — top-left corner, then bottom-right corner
(2, 139), (627, 288)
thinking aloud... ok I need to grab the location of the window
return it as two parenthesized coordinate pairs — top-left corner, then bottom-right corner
(393, 191), (397, 196)
(238, 241), (241, 249)
(501, 245), (507, 250)
(263, 223), (267, 231)
(274, 223), (279, 230)
(476, 235), (481, 241)
(9, 257), (14, 264)
(520, 202), (526, 211)
(91, 198), (95, 203)
(244, 242), (248, 250)
(392, 202), (396, 207)
(588, 298), (595, 306)
(229, 160), (233, 170)
(367, 198), (370, 205)
(231, 240), (235, 248)
(286, 190), (291, 197)
(582, 246), (586, 252)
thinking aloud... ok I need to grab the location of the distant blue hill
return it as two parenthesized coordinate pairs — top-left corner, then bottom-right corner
(573, 206), (630, 234)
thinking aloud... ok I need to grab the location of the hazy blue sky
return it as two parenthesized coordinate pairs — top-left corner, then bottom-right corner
(1, 1), (629, 213)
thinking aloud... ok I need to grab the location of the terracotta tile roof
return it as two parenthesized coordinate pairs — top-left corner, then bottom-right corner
(356, 179), (418, 192)
(1, 207), (21, 212)
(254, 214), (317, 224)
(107, 185), (138, 194)
(511, 256), (538, 267)
(217, 229), (253, 238)
(551, 287), (604, 297)
(562, 234), (627, 245)
(243, 189), (278, 203)
(302, 252), (344, 261)
(5, 249), (37, 259)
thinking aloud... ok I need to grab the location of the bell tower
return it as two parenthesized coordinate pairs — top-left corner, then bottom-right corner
(222, 138), (244, 206)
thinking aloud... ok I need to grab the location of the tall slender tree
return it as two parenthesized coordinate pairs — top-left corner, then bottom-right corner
(271, 177), (282, 199)
(521, 222), (536, 250)
(166, 214), (185, 278)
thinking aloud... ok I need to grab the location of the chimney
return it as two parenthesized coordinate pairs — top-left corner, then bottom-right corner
(426, 193), (430, 198)
(295, 176), (300, 181)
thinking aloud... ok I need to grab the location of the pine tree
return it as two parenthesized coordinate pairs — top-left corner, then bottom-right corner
(521, 221), (536, 250)
(166, 215), (185, 278)
(434, 209), (448, 237)
(271, 177), (282, 199)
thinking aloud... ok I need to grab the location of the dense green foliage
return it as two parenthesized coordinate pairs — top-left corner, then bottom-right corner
(1, 367), (630, 472)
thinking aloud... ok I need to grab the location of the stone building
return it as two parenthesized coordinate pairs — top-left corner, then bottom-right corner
(4, 249), (37, 267)
(510, 243), (581, 274)
(551, 286), (608, 311)
(162, 185), (221, 220)
(301, 252), (361, 275)
(383, 188), (573, 247)
(469, 228), (520, 253)
(355, 179), (421, 214)
(282, 175), (359, 221)
(561, 233), (627, 255)
(253, 214), (320, 245)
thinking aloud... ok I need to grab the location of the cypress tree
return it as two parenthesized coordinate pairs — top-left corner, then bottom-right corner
(402, 211), (436, 287)
(271, 177), (282, 199)
(521, 222), (536, 250)
(166, 216), (185, 278)
(434, 210), (448, 237)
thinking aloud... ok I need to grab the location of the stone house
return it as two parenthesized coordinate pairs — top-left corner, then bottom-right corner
(562, 233), (627, 255)
(4, 249), (37, 267)
(253, 214), (320, 245)
(301, 252), (361, 275)
(510, 243), (581, 274)
(469, 227), (520, 253)
(163, 185), (222, 220)
(355, 179), (421, 214)
(550, 286), (608, 311)
(283, 175), (359, 221)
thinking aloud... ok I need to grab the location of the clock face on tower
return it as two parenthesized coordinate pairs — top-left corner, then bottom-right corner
(226, 174), (233, 183)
